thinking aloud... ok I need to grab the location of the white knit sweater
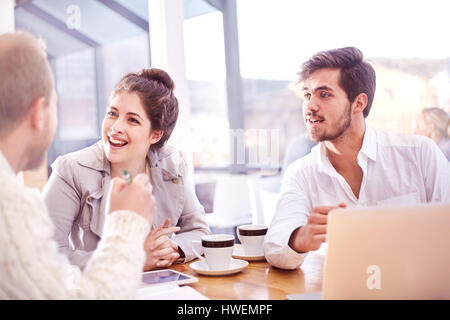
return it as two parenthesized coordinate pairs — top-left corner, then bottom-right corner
(0, 152), (150, 299)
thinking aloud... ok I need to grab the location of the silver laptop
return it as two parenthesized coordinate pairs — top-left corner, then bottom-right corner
(289, 203), (450, 300)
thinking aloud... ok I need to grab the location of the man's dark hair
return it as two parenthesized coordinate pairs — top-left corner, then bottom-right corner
(299, 47), (376, 118)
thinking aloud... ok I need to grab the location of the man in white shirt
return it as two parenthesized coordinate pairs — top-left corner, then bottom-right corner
(264, 47), (450, 270)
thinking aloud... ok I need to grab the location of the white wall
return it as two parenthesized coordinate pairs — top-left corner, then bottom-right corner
(148, 0), (194, 168)
(0, 0), (15, 34)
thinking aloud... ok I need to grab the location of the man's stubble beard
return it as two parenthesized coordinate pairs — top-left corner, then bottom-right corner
(25, 117), (54, 171)
(308, 102), (352, 143)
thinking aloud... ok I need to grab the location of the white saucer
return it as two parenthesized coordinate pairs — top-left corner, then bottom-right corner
(189, 258), (248, 276)
(232, 246), (266, 261)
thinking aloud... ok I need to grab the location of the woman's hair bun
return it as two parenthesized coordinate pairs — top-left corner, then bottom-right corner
(138, 68), (175, 91)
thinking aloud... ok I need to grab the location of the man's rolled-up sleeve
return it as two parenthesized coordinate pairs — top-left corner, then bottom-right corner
(263, 162), (311, 270)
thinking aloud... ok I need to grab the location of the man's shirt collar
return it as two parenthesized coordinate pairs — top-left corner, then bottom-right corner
(314, 122), (377, 175)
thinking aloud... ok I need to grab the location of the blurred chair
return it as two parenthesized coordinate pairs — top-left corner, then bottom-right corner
(282, 133), (316, 175)
(247, 175), (281, 226)
(204, 175), (253, 236)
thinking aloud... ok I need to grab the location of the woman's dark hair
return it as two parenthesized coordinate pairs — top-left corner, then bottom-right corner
(112, 68), (179, 150)
(298, 47), (376, 118)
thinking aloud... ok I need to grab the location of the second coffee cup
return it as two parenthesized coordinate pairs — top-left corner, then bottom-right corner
(237, 224), (268, 256)
(193, 234), (235, 270)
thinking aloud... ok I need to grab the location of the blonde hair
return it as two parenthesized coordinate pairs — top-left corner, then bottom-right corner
(0, 31), (53, 136)
(421, 107), (449, 138)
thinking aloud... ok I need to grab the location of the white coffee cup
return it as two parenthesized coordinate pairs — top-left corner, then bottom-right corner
(237, 224), (268, 256)
(192, 234), (235, 270)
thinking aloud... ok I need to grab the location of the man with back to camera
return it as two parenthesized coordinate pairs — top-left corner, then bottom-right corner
(263, 47), (450, 270)
(0, 31), (155, 299)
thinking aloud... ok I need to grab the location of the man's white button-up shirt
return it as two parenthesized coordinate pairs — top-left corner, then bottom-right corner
(264, 124), (450, 270)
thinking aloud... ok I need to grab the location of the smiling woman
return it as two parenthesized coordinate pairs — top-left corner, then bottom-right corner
(41, 68), (211, 272)
(103, 94), (153, 165)
(102, 91), (163, 181)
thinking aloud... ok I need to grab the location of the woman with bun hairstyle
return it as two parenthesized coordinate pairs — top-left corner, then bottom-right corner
(42, 68), (210, 271)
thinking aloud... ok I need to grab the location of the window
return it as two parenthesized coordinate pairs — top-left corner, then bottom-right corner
(184, 9), (230, 169)
(14, 0), (151, 165)
(54, 49), (98, 140)
(236, 0), (450, 167)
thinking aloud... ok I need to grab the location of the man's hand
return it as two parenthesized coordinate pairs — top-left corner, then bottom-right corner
(143, 218), (181, 271)
(106, 173), (155, 226)
(288, 203), (346, 253)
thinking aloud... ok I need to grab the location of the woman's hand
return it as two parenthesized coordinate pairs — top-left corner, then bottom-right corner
(143, 218), (181, 271)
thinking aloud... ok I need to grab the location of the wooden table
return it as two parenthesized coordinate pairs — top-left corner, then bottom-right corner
(171, 247), (326, 300)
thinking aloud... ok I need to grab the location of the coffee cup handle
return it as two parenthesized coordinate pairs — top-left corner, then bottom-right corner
(191, 240), (205, 262)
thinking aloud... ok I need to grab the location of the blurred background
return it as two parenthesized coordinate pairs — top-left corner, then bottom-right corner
(4, 0), (449, 234)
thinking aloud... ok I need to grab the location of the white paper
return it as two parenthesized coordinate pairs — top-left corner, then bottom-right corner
(286, 291), (323, 300)
(136, 284), (209, 300)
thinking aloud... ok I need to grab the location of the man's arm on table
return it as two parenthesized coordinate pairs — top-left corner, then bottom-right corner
(263, 164), (311, 270)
